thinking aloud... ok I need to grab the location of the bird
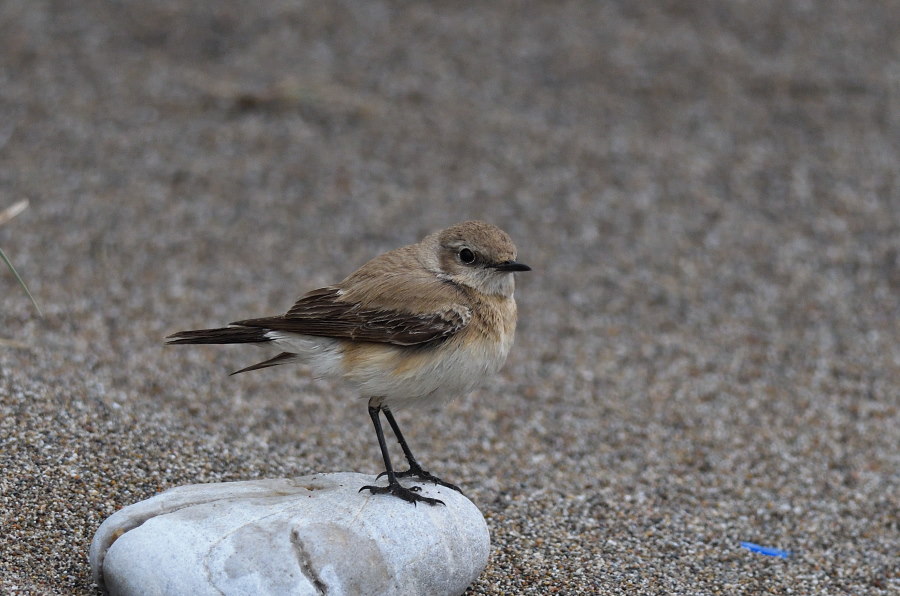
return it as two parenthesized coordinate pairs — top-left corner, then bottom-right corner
(166, 220), (530, 505)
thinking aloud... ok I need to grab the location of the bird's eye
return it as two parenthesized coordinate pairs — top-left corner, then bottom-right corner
(458, 248), (476, 264)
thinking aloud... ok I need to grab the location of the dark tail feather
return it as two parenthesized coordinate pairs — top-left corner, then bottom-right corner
(166, 326), (273, 345)
(230, 352), (297, 375)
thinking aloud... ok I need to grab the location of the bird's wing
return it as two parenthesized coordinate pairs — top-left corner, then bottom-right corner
(232, 286), (471, 346)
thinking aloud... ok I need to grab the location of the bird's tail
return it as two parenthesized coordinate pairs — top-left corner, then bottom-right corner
(166, 326), (273, 345)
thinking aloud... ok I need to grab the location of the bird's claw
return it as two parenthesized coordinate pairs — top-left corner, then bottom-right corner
(376, 467), (464, 494)
(359, 481), (443, 506)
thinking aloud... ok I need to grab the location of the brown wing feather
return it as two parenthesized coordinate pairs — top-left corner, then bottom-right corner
(232, 287), (469, 346)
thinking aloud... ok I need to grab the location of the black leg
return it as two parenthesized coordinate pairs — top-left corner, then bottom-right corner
(379, 407), (464, 494)
(382, 407), (424, 470)
(359, 405), (444, 506)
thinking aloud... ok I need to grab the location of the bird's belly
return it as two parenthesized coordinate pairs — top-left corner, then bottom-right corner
(344, 337), (510, 408)
(269, 331), (512, 408)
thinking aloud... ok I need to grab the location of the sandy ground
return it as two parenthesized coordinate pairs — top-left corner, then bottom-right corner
(1, 1), (898, 594)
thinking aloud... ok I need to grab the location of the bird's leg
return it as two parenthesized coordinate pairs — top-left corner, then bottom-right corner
(376, 407), (464, 494)
(359, 404), (444, 506)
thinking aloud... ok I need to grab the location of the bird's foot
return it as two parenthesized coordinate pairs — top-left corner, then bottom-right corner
(359, 479), (445, 506)
(376, 466), (464, 494)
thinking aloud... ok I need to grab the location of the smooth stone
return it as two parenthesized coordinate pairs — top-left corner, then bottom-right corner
(90, 472), (490, 596)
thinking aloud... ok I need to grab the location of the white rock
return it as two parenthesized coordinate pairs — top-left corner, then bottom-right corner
(90, 472), (490, 596)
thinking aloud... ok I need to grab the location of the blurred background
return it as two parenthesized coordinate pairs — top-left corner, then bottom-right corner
(1, 1), (898, 593)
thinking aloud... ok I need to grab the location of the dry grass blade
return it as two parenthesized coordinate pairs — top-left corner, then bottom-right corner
(0, 199), (28, 226)
(1, 199), (42, 317)
(0, 337), (31, 349)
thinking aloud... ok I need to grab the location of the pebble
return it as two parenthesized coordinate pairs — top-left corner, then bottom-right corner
(90, 473), (490, 596)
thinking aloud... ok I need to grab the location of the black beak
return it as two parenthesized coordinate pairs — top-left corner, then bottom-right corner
(492, 260), (532, 272)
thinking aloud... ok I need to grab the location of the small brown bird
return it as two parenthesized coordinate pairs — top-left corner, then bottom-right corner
(167, 221), (530, 505)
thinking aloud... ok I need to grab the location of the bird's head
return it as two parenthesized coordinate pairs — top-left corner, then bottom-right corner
(425, 221), (531, 297)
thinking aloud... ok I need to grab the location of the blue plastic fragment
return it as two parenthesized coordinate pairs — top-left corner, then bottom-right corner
(740, 541), (791, 558)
